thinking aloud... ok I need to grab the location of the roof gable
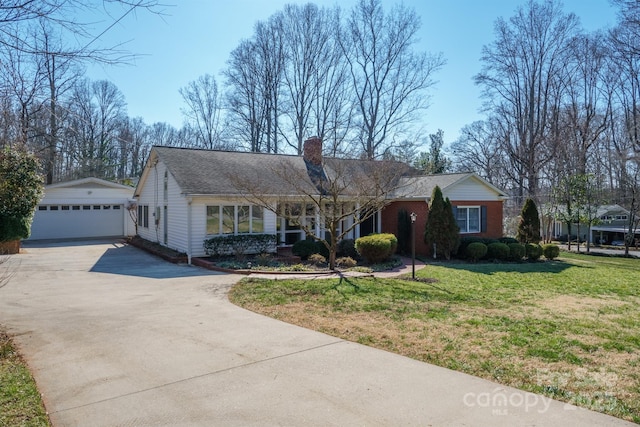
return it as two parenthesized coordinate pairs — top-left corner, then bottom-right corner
(46, 177), (134, 191)
(391, 173), (507, 200)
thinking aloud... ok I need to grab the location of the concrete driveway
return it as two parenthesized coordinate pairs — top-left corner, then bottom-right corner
(0, 240), (634, 426)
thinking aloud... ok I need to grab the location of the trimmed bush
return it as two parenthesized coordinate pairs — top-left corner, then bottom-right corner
(487, 242), (510, 261)
(457, 236), (484, 258)
(314, 240), (330, 259)
(379, 233), (399, 255)
(466, 242), (487, 262)
(499, 237), (519, 245)
(337, 238), (358, 259)
(525, 243), (543, 261)
(336, 256), (357, 268)
(355, 234), (394, 264)
(508, 243), (525, 261)
(203, 234), (276, 258)
(542, 244), (560, 260)
(292, 239), (318, 260)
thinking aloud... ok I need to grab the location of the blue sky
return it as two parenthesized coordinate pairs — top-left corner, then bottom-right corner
(86, 0), (618, 148)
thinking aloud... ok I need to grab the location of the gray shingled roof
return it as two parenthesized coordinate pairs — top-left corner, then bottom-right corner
(147, 147), (498, 200)
(390, 173), (473, 198)
(153, 146), (319, 196)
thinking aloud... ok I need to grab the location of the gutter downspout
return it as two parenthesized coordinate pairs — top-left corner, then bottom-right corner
(187, 196), (192, 265)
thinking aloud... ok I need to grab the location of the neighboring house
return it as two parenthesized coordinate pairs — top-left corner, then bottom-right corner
(553, 204), (640, 245)
(134, 138), (507, 262)
(29, 177), (136, 240)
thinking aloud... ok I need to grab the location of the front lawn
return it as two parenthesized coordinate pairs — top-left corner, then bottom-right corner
(229, 252), (640, 422)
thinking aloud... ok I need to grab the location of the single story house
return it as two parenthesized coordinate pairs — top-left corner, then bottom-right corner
(133, 138), (507, 262)
(29, 177), (136, 240)
(552, 204), (639, 245)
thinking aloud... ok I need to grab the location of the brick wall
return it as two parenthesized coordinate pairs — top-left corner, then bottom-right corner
(381, 199), (504, 257)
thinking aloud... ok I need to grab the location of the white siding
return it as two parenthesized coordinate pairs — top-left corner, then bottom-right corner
(189, 198), (278, 257)
(445, 177), (501, 201)
(136, 161), (190, 255)
(136, 162), (279, 258)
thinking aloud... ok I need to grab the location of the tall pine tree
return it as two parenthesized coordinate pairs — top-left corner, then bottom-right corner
(424, 186), (460, 259)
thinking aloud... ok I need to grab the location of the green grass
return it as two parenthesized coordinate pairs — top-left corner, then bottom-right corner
(229, 252), (640, 423)
(0, 330), (50, 427)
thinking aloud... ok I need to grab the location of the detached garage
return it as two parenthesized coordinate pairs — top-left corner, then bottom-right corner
(28, 177), (136, 241)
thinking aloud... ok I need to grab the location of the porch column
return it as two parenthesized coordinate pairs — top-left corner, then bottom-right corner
(355, 203), (361, 238)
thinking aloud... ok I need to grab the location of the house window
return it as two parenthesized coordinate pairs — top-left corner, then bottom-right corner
(252, 206), (264, 233)
(163, 170), (168, 202)
(206, 206), (220, 235)
(277, 203), (316, 244)
(206, 205), (264, 235)
(456, 206), (481, 233)
(138, 205), (149, 228)
(50, 205), (59, 211)
(83, 205), (91, 210)
(616, 215), (628, 221)
(222, 206), (235, 234)
(72, 205), (80, 210)
(38, 205), (47, 211)
(61, 205), (70, 211)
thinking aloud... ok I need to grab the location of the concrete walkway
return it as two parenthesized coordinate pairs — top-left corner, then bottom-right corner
(0, 240), (634, 426)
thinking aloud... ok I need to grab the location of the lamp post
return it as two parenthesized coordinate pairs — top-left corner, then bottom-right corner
(410, 212), (417, 280)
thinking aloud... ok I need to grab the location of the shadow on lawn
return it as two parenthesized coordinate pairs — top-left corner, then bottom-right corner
(436, 259), (585, 275)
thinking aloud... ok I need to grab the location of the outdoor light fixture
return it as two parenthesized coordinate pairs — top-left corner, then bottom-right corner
(410, 212), (417, 279)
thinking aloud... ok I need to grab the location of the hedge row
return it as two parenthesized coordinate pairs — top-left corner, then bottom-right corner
(203, 234), (277, 258)
(464, 240), (560, 262)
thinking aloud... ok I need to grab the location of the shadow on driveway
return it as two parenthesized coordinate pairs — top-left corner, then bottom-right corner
(89, 244), (224, 279)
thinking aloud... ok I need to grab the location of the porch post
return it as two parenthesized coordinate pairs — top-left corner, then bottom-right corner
(355, 203), (361, 238)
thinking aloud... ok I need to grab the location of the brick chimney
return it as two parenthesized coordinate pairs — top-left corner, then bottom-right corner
(303, 136), (322, 165)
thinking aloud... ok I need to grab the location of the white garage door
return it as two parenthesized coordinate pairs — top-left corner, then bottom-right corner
(29, 204), (125, 240)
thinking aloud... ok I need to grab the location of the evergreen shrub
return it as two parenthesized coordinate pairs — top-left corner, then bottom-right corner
(487, 242), (510, 261)
(466, 242), (487, 262)
(542, 244), (560, 260)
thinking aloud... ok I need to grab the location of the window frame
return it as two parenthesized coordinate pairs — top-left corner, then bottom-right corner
(205, 204), (264, 236)
(456, 205), (481, 234)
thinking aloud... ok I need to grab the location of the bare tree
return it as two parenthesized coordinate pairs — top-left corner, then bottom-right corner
(228, 143), (411, 269)
(179, 74), (227, 150)
(451, 120), (510, 190)
(341, 0), (444, 159)
(561, 32), (610, 175)
(66, 78), (126, 178)
(475, 0), (580, 198)
(276, 3), (344, 154)
(224, 39), (269, 152)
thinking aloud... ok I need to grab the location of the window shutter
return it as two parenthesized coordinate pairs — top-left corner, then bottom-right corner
(481, 205), (487, 232)
(452, 205), (457, 218)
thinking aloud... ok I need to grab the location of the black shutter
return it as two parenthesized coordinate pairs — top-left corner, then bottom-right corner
(481, 205), (487, 232)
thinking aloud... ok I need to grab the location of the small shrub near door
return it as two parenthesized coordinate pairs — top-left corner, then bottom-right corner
(337, 238), (358, 259)
(355, 234), (397, 264)
(292, 239), (318, 260)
